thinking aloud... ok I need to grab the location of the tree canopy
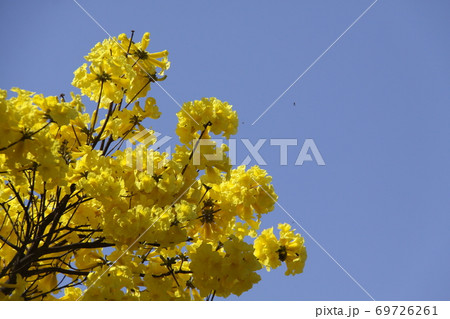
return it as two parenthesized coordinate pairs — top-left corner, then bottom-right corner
(0, 31), (306, 300)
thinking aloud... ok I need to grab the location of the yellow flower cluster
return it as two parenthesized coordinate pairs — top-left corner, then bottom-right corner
(176, 97), (238, 144)
(0, 32), (306, 301)
(188, 238), (262, 297)
(254, 224), (307, 275)
(72, 32), (169, 105)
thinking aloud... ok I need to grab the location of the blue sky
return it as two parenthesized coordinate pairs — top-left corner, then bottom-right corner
(1, 0), (449, 300)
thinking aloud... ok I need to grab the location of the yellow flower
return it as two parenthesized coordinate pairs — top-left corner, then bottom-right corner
(278, 223), (307, 275)
(188, 196), (235, 242)
(82, 265), (137, 300)
(211, 165), (277, 229)
(188, 237), (261, 298)
(176, 97), (238, 144)
(253, 227), (281, 270)
(119, 32), (170, 102)
(119, 32), (170, 76)
(142, 97), (161, 119)
(33, 94), (79, 125)
(72, 59), (132, 104)
(72, 32), (169, 105)
(254, 223), (307, 275)
(60, 287), (83, 301)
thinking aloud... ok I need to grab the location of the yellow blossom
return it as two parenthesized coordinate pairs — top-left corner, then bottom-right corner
(176, 97), (238, 144)
(254, 223), (307, 275)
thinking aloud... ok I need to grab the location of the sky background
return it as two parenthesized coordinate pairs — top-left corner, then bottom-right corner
(1, 0), (449, 301)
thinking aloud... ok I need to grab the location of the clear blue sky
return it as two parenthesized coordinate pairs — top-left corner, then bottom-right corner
(1, 0), (449, 300)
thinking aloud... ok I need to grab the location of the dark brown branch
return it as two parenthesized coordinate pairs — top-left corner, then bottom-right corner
(27, 277), (87, 301)
(181, 121), (212, 175)
(92, 101), (114, 148)
(42, 240), (114, 254)
(87, 80), (104, 144)
(71, 125), (82, 146)
(123, 78), (152, 109)
(151, 269), (192, 278)
(23, 267), (90, 277)
(0, 234), (20, 251)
